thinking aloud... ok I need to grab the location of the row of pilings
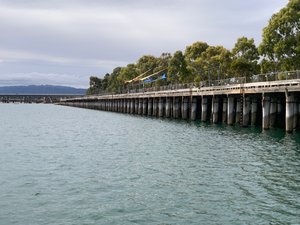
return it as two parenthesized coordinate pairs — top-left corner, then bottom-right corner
(0, 97), (33, 103)
(60, 92), (300, 132)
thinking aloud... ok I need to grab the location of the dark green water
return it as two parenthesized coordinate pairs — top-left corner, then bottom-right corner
(0, 104), (299, 225)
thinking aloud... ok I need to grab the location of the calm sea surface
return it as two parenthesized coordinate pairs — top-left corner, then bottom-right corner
(0, 104), (299, 225)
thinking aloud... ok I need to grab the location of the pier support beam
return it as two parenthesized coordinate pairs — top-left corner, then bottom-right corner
(270, 98), (277, 128)
(118, 99), (123, 112)
(182, 97), (189, 119)
(109, 100), (112, 111)
(201, 97), (208, 121)
(115, 100), (118, 112)
(129, 99), (134, 114)
(106, 101), (109, 111)
(235, 100), (241, 125)
(173, 97), (180, 119)
(222, 97), (227, 123)
(251, 98), (258, 125)
(113, 100), (116, 112)
(135, 99), (139, 114)
(242, 96), (251, 127)
(165, 98), (171, 118)
(123, 99), (126, 113)
(147, 98), (153, 116)
(212, 96), (219, 123)
(143, 98), (148, 115)
(153, 98), (158, 117)
(227, 96), (234, 125)
(126, 99), (130, 113)
(158, 98), (164, 117)
(262, 95), (271, 129)
(190, 97), (197, 121)
(277, 99), (284, 128)
(138, 98), (143, 115)
(120, 99), (123, 112)
(110, 101), (113, 111)
(286, 93), (297, 132)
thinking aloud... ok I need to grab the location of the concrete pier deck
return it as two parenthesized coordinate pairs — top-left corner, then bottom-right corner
(60, 78), (300, 132)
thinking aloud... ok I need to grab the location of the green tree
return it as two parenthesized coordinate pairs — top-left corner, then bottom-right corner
(117, 64), (139, 91)
(153, 53), (171, 86)
(101, 73), (110, 91)
(168, 51), (190, 83)
(259, 0), (300, 71)
(86, 76), (102, 95)
(184, 41), (210, 82)
(136, 55), (159, 74)
(107, 67), (122, 92)
(155, 53), (171, 72)
(184, 41), (209, 62)
(195, 46), (232, 81)
(117, 64), (138, 82)
(231, 37), (259, 78)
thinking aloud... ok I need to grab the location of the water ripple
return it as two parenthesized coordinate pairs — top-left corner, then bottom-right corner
(0, 104), (299, 225)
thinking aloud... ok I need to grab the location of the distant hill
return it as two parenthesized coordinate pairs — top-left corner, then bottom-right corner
(0, 85), (86, 95)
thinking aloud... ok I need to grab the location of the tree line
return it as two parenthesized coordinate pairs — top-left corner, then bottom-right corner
(87, 0), (299, 95)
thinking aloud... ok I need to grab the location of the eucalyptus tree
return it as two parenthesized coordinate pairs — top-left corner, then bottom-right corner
(117, 64), (138, 83)
(168, 51), (190, 83)
(86, 76), (103, 95)
(259, 0), (300, 71)
(136, 55), (159, 74)
(231, 37), (259, 78)
(107, 67), (122, 92)
(185, 41), (209, 62)
(184, 41), (209, 82)
(196, 46), (232, 81)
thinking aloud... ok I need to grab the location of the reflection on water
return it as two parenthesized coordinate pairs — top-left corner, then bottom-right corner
(0, 104), (299, 225)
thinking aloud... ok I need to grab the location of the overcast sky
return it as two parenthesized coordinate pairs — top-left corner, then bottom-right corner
(0, 0), (288, 88)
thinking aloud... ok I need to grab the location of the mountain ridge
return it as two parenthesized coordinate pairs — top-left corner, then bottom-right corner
(0, 85), (86, 94)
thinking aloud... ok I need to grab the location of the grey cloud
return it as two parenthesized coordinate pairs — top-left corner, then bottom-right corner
(0, 0), (178, 9)
(0, 0), (289, 87)
(0, 72), (88, 87)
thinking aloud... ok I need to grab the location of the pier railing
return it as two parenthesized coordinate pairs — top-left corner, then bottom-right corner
(249, 70), (300, 82)
(91, 70), (300, 96)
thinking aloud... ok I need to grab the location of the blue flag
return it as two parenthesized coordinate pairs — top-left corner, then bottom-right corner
(161, 73), (167, 80)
